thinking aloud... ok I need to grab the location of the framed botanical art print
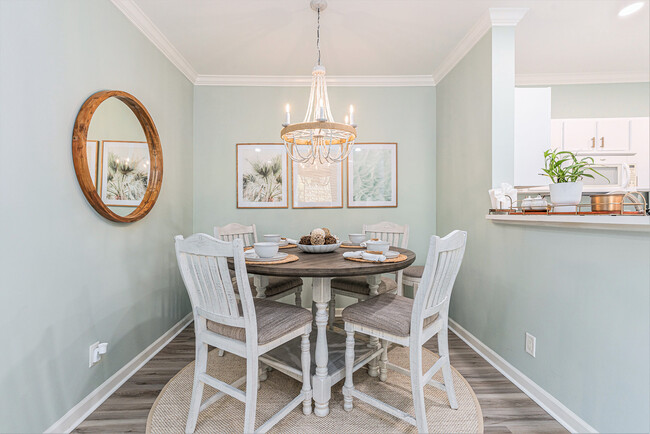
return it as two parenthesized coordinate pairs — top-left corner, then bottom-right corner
(86, 140), (99, 187)
(236, 143), (288, 208)
(347, 143), (398, 208)
(292, 147), (343, 208)
(100, 141), (150, 207)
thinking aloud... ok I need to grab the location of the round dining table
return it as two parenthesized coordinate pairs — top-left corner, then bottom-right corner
(237, 245), (416, 417)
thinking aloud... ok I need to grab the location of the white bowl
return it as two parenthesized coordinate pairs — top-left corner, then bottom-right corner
(297, 243), (341, 253)
(348, 233), (366, 244)
(263, 234), (282, 243)
(254, 242), (279, 258)
(365, 240), (390, 254)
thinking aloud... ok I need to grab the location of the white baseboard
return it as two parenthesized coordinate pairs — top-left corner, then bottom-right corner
(448, 319), (597, 434)
(45, 312), (193, 433)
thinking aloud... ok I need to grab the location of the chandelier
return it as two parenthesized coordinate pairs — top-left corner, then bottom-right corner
(280, 0), (357, 164)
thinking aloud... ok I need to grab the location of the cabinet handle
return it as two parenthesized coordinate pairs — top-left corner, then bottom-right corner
(600, 137), (605, 148)
(591, 137), (596, 148)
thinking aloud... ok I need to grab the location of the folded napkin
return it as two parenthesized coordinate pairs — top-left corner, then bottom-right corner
(342, 251), (386, 262)
(285, 238), (299, 245)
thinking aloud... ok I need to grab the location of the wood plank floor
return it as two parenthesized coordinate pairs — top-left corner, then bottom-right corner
(75, 321), (566, 433)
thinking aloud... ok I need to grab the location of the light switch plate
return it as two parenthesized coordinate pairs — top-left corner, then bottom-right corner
(525, 332), (536, 357)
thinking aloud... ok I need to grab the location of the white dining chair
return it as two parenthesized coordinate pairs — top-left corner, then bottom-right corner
(215, 223), (304, 307)
(402, 266), (424, 296)
(341, 230), (467, 433)
(329, 221), (410, 329)
(175, 234), (313, 433)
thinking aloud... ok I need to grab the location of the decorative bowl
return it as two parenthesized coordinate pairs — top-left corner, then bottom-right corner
(253, 242), (279, 258)
(297, 243), (341, 253)
(263, 234), (282, 243)
(348, 233), (366, 244)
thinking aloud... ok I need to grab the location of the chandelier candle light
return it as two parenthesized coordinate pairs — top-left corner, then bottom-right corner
(281, 0), (358, 164)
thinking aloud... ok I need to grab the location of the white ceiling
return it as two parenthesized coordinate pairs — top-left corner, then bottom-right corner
(126, 0), (649, 83)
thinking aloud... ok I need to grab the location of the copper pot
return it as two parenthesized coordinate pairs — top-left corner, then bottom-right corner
(591, 194), (625, 212)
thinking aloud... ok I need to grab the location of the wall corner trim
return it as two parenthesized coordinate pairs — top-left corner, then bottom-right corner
(448, 319), (598, 434)
(44, 313), (193, 434)
(110, 0), (198, 83)
(433, 8), (528, 84)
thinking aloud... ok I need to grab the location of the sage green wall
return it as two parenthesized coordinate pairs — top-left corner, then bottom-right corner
(520, 82), (650, 118)
(437, 30), (650, 433)
(0, 1), (193, 432)
(193, 86), (436, 304)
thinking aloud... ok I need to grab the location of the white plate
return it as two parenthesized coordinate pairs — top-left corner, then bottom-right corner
(278, 240), (289, 246)
(245, 251), (288, 262)
(384, 250), (399, 259)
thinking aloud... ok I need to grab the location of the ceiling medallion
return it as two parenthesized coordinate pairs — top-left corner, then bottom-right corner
(280, 0), (357, 164)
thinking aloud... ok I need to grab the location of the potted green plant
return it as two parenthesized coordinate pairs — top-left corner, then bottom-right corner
(540, 149), (607, 212)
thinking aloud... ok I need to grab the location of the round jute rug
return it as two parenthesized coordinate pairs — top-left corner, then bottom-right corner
(147, 346), (483, 433)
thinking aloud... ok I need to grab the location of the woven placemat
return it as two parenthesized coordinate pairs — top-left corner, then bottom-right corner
(340, 244), (364, 249)
(245, 254), (299, 265)
(344, 253), (408, 264)
(279, 244), (297, 249)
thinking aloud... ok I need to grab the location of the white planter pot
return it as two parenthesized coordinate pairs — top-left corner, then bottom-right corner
(549, 181), (583, 212)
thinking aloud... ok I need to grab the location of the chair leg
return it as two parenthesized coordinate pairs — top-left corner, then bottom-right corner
(410, 345), (428, 433)
(342, 328), (355, 411)
(413, 281), (419, 297)
(258, 361), (268, 387)
(328, 296), (336, 330)
(438, 328), (458, 409)
(185, 342), (208, 433)
(243, 355), (259, 434)
(379, 339), (389, 382)
(295, 285), (303, 307)
(301, 332), (313, 415)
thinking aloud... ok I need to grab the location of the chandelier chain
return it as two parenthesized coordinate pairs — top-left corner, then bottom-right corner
(316, 7), (321, 65)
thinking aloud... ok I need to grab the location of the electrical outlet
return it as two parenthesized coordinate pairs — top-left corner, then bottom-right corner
(89, 341), (108, 367)
(525, 332), (536, 357)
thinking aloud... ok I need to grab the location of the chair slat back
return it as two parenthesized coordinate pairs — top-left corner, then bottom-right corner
(363, 221), (409, 248)
(412, 231), (467, 327)
(175, 234), (256, 332)
(214, 223), (258, 247)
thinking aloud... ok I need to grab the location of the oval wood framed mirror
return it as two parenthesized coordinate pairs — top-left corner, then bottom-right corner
(72, 90), (163, 223)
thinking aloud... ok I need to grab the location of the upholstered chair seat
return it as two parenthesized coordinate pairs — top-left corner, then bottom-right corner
(331, 276), (397, 296)
(342, 293), (437, 337)
(403, 265), (424, 278)
(233, 276), (304, 298)
(208, 298), (312, 345)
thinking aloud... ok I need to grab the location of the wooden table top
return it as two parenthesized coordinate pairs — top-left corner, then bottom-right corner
(230, 246), (416, 278)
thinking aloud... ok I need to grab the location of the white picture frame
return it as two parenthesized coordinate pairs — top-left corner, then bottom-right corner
(236, 143), (288, 208)
(100, 141), (150, 207)
(347, 142), (398, 208)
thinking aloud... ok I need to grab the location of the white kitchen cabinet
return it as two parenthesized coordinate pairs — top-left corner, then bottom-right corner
(595, 118), (630, 151)
(550, 120), (563, 150)
(562, 119), (598, 151)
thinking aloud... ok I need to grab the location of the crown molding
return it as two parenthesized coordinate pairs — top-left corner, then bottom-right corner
(516, 71), (650, 85)
(434, 8), (528, 84)
(194, 75), (435, 87)
(110, 0), (197, 83)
